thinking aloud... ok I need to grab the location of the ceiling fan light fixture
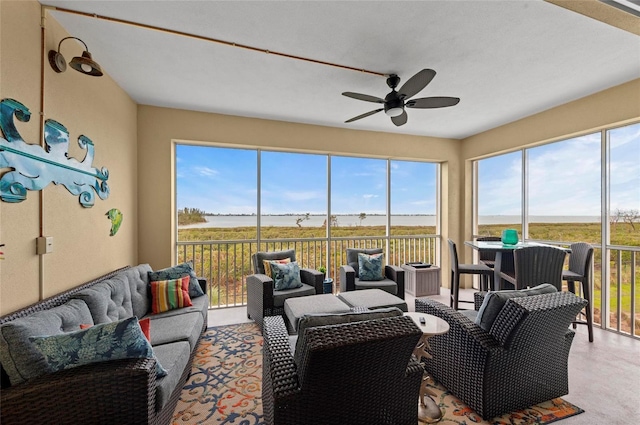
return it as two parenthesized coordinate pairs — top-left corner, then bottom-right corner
(385, 107), (404, 117)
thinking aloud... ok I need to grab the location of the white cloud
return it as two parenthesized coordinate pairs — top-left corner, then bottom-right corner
(193, 166), (219, 177)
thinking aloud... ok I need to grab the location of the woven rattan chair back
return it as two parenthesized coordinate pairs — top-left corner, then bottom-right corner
(512, 246), (566, 290)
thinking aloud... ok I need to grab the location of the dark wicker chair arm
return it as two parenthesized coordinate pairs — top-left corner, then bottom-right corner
(385, 264), (405, 298)
(246, 273), (274, 302)
(339, 265), (356, 292)
(1, 357), (156, 425)
(299, 268), (324, 294)
(262, 316), (301, 399)
(197, 278), (208, 294)
(474, 291), (487, 310)
(415, 298), (501, 350)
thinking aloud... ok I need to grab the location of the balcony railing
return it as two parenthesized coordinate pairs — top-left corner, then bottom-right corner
(522, 240), (639, 340)
(177, 235), (439, 309)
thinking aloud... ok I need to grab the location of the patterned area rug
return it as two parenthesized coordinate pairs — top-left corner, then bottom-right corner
(172, 323), (584, 425)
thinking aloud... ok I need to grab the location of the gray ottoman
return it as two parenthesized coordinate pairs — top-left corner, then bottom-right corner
(284, 294), (351, 334)
(338, 289), (408, 312)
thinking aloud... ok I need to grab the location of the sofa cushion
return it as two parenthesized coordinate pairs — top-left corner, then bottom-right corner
(150, 276), (193, 314)
(149, 311), (204, 351)
(126, 264), (153, 318)
(72, 276), (134, 324)
(346, 248), (383, 278)
(354, 278), (398, 295)
(144, 294), (208, 324)
(151, 341), (191, 411)
(475, 283), (558, 332)
(0, 299), (93, 385)
(358, 252), (385, 281)
(294, 307), (403, 361)
(270, 261), (303, 290)
(29, 316), (167, 378)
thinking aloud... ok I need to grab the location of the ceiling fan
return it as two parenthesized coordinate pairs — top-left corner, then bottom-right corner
(342, 69), (460, 127)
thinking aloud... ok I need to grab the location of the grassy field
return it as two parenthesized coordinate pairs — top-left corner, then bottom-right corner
(179, 222), (639, 335)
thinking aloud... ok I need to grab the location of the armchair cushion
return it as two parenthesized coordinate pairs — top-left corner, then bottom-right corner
(347, 248), (383, 278)
(475, 283), (557, 332)
(357, 252), (385, 281)
(253, 250), (296, 274)
(270, 261), (303, 290)
(263, 258), (291, 279)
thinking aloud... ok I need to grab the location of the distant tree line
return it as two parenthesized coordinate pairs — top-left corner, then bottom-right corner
(178, 207), (207, 225)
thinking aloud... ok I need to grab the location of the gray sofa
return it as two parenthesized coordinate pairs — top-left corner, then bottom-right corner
(0, 264), (208, 425)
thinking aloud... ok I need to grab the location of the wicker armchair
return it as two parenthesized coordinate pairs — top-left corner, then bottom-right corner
(262, 314), (423, 425)
(246, 250), (324, 330)
(339, 248), (405, 298)
(415, 291), (587, 419)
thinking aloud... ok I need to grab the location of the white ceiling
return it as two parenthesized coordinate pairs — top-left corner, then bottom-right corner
(41, 0), (640, 140)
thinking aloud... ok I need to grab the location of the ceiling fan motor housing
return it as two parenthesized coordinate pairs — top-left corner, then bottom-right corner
(384, 91), (403, 114)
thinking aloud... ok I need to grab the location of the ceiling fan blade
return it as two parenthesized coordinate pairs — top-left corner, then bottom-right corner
(406, 96), (460, 109)
(391, 110), (407, 126)
(397, 69), (436, 100)
(342, 92), (385, 103)
(345, 108), (384, 123)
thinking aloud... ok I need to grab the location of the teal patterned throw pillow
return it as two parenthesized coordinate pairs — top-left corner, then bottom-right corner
(270, 261), (303, 290)
(29, 316), (167, 378)
(148, 261), (205, 298)
(358, 253), (385, 281)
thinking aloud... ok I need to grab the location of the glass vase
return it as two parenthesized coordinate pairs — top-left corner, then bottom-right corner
(501, 229), (519, 245)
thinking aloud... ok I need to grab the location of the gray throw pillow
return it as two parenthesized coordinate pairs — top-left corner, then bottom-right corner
(475, 283), (557, 332)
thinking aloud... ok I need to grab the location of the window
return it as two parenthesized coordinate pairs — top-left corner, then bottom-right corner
(527, 133), (601, 243)
(390, 160), (437, 236)
(330, 156), (387, 237)
(476, 151), (522, 236)
(176, 145), (257, 240)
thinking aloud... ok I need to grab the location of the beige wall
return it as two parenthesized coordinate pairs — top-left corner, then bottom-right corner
(137, 106), (461, 273)
(0, 1), (138, 314)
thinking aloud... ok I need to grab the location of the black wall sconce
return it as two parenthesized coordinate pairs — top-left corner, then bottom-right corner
(48, 37), (103, 77)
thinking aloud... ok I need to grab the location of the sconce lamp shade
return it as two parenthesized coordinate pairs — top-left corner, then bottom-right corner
(48, 37), (103, 77)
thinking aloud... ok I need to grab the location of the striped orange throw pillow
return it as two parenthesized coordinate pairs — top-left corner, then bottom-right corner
(150, 276), (193, 314)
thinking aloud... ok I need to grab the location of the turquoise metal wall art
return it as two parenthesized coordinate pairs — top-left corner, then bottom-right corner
(0, 98), (109, 207)
(106, 208), (123, 236)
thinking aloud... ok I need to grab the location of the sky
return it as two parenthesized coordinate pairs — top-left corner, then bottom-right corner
(177, 122), (639, 216)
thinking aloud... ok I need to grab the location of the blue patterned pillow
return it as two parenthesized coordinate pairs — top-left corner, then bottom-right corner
(358, 253), (385, 281)
(29, 316), (167, 378)
(148, 261), (205, 298)
(270, 261), (303, 290)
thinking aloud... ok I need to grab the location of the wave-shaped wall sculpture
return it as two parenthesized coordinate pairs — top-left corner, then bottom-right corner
(0, 98), (109, 207)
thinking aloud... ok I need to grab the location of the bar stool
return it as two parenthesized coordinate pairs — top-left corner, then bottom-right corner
(499, 245), (566, 290)
(477, 236), (501, 268)
(448, 239), (494, 310)
(563, 242), (595, 342)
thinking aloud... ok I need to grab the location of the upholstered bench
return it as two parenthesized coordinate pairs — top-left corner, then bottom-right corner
(284, 293), (352, 334)
(338, 289), (408, 312)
